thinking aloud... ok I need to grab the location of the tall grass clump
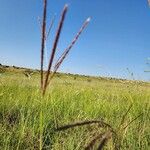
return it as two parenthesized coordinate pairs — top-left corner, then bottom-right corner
(39, 1), (90, 95)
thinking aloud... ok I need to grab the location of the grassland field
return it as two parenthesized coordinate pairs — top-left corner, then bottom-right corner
(0, 65), (150, 150)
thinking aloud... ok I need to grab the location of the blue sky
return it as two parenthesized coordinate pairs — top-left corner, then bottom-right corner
(0, 0), (150, 81)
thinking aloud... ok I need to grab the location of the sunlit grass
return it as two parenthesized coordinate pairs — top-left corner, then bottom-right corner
(0, 71), (150, 149)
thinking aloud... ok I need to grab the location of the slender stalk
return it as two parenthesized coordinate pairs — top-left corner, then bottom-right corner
(38, 15), (55, 69)
(118, 104), (133, 128)
(38, 14), (55, 41)
(54, 17), (91, 72)
(45, 15), (55, 71)
(123, 113), (143, 130)
(43, 4), (68, 95)
(40, 0), (47, 90)
(55, 120), (113, 131)
(46, 15), (55, 40)
(39, 111), (43, 150)
(45, 17), (91, 86)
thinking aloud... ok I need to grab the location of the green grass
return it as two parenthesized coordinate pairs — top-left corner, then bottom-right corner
(0, 69), (150, 150)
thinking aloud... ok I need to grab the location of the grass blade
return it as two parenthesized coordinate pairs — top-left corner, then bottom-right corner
(119, 104), (133, 129)
(123, 113), (143, 130)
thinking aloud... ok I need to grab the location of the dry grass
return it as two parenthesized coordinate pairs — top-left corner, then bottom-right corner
(43, 4), (68, 95)
(40, 0), (47, 90)
(39, 2), (90, 95)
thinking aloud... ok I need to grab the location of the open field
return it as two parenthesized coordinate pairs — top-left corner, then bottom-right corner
(0, 66), (150, 150)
